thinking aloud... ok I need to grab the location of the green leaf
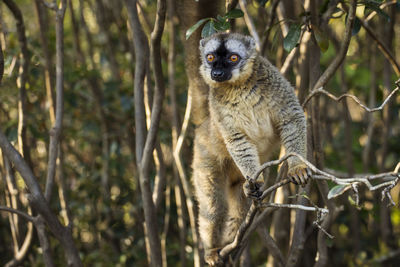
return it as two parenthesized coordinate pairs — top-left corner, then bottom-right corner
(327, 184), (352, 199)
(225, 9), (244, 19)
(364, 0), (391, 22)
(201, 20), (217, 38)
(186, 18), (210, 40)
(313, 27), (329, 52)
(214, 20), (230, 31)
(352, 17), (361, 36)
(217, 14), (225, 22)
(283, 23), (301, 52)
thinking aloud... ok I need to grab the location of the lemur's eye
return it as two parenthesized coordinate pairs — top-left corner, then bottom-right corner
(230, 54), (239, 62)
(207, 54), (215, 62)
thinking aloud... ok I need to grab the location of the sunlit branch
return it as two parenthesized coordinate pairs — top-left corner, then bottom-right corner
(218, 150), (399, 263)
(302, 80), (400, 111)
(364, 0), (397, 22)
(239, 0), (261, 51)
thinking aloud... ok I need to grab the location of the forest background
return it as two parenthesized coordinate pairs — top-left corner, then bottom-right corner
(0, 0), (400, 266)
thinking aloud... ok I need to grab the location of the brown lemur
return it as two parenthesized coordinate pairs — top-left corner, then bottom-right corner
(192, 32), (311, 265)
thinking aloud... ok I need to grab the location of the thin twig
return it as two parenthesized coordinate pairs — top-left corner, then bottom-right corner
(280, 25), (307, 76)
(44, 0), (67, 201)
(261, 0), (280, 55)
(172, 90), (201, 267)
(262, 203), (329, 214)
(364, 0), (397, 22)
(302, 83), (399, 111)
(358, 16), (400, 76)
(218, 150), (400, 262)
(239, 0), (261, 51)
(339, 1), (400, 76)
(0, 206), (35, 222)
(312, 0), (356, 91)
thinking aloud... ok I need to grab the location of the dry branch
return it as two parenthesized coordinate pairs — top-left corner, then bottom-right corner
(3, 0), (32, 167)
(260, 0), (280, 55)
(172, 89), (202, 267)
(217, 152), (400, 263)
(302, 80), (400, 110)
(339, 0), (400, 76)
(0, 206), (34, 222)
(126, 0), (167, 265)
(239, 0), (261, 51)
(43, 0), (67, 201)
(358, 17), (400, 76)
(280, 25), (307, 76)
(364, 0), (397, 22)
(312, 0), (356, 91)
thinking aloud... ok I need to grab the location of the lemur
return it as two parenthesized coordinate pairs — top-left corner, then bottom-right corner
(193, 33), (310, 265)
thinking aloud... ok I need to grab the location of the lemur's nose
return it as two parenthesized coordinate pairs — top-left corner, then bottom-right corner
(211, 69), (224, 79)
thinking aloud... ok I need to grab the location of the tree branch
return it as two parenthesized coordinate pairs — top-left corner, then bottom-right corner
(44, 0), (67, 201)
(302, 82), (399, 110)
(358, 16), (400, 76)
(312, 0), (356, 91)
(218, 151), (399, 263)
(239, 0), (261, 51)
(0, 206), (35, 222)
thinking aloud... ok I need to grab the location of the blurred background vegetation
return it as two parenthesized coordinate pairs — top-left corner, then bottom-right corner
(0, 0), (399, 266)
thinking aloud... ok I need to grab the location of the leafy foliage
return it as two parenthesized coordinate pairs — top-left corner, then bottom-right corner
(283, 23), (301, 52)
(185, 8), (244, 39)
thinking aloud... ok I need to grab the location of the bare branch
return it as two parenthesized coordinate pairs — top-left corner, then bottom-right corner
(172, 90), (201, 267)
(358, 16), (400, 76)
(312, 0), (356, 91)
(364, 0), (397, 22)
(258, 227), (285, 267)
(262, 203), (329, 214)
(339, 1), (400, 76)
(44, 0), (67, 201)
(126, 0), (167, 265)
(280, 25), (307, 76)
(303, 81), (400, 111)
(261, 0), (280, 55)
(239, 0), (261, 51)
(0, 206), (35, 222)
(3, 0), (32, 167)
(218, 150), (400, 262)
(141, 0), (167, 173)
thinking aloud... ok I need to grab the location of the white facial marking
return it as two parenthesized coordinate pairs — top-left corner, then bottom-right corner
(225, 39), (247, 58)
(203, 39), (221, 55)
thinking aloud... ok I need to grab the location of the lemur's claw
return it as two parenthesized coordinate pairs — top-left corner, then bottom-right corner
(243, 180), (263, 199)
(288, 163), (311, 187)
(204, 248), (223, 266)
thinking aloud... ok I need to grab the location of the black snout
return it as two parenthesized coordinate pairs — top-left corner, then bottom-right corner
(211, 69), (224, 79)
(211, 69), (231, 82)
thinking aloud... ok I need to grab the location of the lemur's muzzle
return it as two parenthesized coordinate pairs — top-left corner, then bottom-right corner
(211, 69), (231, 82)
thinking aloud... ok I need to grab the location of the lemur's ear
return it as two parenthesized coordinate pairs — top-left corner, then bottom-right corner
(244, 36), (256, 50)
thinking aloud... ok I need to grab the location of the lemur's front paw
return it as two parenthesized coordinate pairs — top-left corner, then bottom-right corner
(243, 179), (263, 199)
(204, 248), (222, 266)
(287, 163), (312, 187)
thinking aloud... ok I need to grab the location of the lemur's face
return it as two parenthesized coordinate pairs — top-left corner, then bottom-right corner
(199, 33), (256, 86)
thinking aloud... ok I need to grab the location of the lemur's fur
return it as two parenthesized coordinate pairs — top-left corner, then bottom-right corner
(193, 33), (310, 266)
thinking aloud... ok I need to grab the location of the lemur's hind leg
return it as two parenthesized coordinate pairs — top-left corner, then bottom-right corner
(193, 140), (227, 266)
(221, 162), (251, 247)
